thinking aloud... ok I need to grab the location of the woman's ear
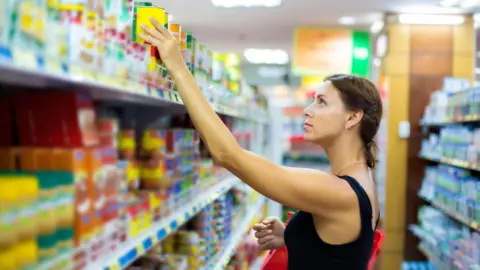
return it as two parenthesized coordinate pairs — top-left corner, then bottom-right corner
(345, 110), (364, 130)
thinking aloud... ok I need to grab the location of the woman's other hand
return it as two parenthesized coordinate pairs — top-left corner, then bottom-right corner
(253, 217), (285, 251)
(139, 18), (187, 75)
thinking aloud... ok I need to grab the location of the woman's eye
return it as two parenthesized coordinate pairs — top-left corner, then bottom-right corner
(318, 98), (326, 105)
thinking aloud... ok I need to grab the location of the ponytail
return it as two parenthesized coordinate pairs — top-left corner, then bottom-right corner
(364, 140), (378, 169)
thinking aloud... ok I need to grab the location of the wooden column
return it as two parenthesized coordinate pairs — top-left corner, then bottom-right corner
(382, 23), (410, 270)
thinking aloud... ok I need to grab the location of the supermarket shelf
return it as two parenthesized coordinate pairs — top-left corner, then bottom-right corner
(37, 250), (74, 270)
(418, 244), (446, 270)
(204, 196), (265, 270)
(89, 176), (240, 270)
(411, 227), (480, 270)
(418, 243), (480, 270)
(419, 154), (480, 172)
(421, 114), (480, 126)
(0, 49), (266, 123)
(418, 193), (479, 231)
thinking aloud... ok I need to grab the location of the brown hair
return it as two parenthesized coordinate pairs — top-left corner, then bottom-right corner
(324, 74), (383, 169)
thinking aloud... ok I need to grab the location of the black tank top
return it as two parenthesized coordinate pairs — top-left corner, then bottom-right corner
(283, 175), (379, 270)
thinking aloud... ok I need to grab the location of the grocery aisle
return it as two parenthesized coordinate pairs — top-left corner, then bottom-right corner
(2, 0), (480, 269)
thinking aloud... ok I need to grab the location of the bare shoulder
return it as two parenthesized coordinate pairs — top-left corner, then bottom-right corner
(283, 166), (362, 215)
(346, 171), (380, 220)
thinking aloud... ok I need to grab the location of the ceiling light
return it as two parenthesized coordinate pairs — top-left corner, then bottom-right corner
(440, 0), (459, 7)
(338, 16), (356, 25)
(211, 0), (282, 8)
(370, 20), (384, 34)
(460, 0), (480, 8)
(244, 49), (289, 65)
(398, 14), (465, 25)
(439, 0), (480, 8)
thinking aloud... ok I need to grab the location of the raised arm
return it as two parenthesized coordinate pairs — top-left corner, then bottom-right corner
(138, 19), (357, 217)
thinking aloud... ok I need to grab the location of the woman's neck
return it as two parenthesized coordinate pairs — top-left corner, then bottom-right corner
(324, 136), (365, 175)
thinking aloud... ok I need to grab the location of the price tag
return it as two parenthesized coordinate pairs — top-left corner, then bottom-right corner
(163, 91), (171, 101)
(136, 244), (144, 255)
(150, 88), (159, 98)
(13, 49), (37, 69)
(69, 65), (85, 79)
(45, 58), (63, 74)
(109, 263), (121, 270)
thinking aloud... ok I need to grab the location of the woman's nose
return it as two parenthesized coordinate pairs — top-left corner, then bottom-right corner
(304, 103), (313, 117)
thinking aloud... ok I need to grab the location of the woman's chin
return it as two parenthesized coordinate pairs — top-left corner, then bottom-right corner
(303, 133), (313, 141)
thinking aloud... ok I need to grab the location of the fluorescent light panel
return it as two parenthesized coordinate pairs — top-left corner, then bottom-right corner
(244, 49), (289, 65)
(398, 14), (465, 25)
(440, 0), (480, 8)
(460, 0), (480, 8)
(211, 0), (281, 7)
(440, 0), (460, 6)
(338, 16), (355, 25)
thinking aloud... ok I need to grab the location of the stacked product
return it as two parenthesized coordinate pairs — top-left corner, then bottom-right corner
(415, 205), (480, 269)
(0, 91), (226, 269)
(0, 174), (61, 270)
(127, 191), (241, 269)
(196, 195), (234, 265)
(226, 231), (260, 270)
(418, 165), (479, 228)
(421, 78), (471, 124)
(420, 126), (480, 166)
(140, 129), (201, 208)
(0, 0), (249, 101)
(0, 92), (117, 269)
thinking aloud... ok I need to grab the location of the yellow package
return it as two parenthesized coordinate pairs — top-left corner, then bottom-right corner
(0, 247), (17, 270)
(135, 6), (165, 44)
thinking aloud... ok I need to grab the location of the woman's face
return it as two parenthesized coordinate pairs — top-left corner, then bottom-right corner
(303, 81), (350, 144)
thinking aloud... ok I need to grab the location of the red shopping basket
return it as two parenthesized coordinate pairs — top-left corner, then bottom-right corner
(260, 212), (385, 270)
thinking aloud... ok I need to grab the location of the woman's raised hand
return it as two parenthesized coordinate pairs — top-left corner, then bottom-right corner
(139, 17), (187, 75)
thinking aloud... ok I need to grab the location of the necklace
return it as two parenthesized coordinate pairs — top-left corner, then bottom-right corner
(332, 161), (366, 176)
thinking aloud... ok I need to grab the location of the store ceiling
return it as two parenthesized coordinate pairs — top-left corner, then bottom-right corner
(155, 0), (465, 53)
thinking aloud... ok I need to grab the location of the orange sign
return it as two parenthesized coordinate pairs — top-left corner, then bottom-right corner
(292, 28), (352, 76)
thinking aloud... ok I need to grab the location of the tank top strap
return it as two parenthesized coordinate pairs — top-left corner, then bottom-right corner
(337, 175), (374, 231)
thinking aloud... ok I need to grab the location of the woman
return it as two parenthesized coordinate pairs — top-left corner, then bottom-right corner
(139, 19), (382, 270)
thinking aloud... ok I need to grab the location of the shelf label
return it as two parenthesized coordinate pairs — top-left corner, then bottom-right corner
(45, 58), (63, 74)
(172, 92), (179, 103)
(163, 91), (171, 101)
(13, 49), (37, 69)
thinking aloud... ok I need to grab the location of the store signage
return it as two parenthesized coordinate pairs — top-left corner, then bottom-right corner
(292, 28), (371, 77)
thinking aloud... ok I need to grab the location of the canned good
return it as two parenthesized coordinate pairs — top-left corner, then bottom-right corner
(118, 129), (135, 160)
